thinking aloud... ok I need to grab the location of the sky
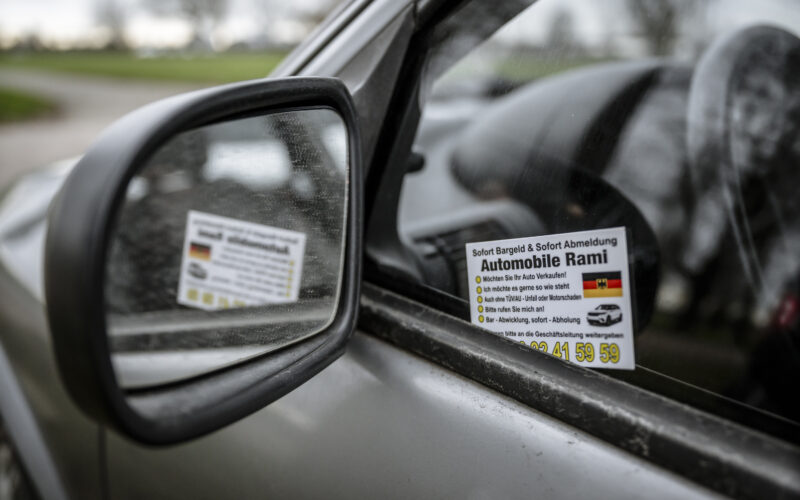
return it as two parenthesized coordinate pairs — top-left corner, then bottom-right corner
(498, 0), (800, 55)
(1, 0), (800, 51)
(0, 0), (334, 49)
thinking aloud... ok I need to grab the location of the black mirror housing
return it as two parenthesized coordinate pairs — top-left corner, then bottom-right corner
(44, 77), (362, 445)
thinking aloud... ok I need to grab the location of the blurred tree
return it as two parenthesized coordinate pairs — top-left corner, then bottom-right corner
(545, 8), (583, 57)
(14, 33), (47, 53)
(143, 0), (228, 51)
(293, 0), (340, 27)
(95, 0), (128, 51)
(250, 0), (341, 49)
(624, 0), (701, 56)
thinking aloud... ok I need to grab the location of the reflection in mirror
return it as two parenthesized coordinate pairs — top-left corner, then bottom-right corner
(104, 108), (348, 389)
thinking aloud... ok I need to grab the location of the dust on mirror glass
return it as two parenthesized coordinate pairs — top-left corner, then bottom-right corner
(104, 107), (348, 389)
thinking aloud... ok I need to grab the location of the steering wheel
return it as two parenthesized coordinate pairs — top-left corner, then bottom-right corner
(449, 65), (663, 333)
(687, 25), (800, 419)
(686, 25), (800, 312)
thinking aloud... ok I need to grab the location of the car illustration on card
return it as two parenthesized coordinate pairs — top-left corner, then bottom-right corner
(587, 304), (622, 326)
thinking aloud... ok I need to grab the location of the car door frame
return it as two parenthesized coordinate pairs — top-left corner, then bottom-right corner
(351, 0), (800, 498)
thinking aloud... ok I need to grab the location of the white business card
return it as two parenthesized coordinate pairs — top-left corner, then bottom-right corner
(465, 227), (635, 369)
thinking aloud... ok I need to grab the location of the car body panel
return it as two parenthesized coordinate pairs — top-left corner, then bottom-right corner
(0, 254), (102, 499)
(0, 160), (102, 499)
(105, 332), (716, 500)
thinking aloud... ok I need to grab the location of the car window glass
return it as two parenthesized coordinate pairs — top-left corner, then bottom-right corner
(399, 0), (800, 428)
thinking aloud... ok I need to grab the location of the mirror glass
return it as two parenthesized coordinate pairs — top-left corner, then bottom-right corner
(104, 107), (348, 389)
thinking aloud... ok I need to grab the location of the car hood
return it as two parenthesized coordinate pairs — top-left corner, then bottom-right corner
(0, 158), (79, 303)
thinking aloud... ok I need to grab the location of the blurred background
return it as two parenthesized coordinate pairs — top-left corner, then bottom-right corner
(1, 0), (798, 183)
(0, 0), (344, 186)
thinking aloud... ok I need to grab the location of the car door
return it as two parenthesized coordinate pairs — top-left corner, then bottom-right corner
(103, 294), (718, 500)
(100, 0), (800, 499)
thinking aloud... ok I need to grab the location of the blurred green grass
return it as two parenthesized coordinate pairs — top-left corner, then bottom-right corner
(494, 56), (611, 82)
(440, 53), (614, 89)
(0, 86), (56, 122)
(0, 51), (609, 86)
(0, 51), (287, 84)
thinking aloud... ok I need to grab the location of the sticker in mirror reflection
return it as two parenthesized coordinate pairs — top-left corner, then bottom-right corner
(177, 210), (306, 311)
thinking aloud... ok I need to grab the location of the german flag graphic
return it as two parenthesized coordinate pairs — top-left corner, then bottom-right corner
(583, 271), (622, 298)
(188, 242), (211, 261)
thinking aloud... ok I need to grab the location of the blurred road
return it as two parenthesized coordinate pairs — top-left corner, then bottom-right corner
(0, 69), (205, 187)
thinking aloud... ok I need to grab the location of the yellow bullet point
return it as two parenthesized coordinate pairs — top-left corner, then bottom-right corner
(478, 315), (485, 323)
(477, 296), (483, 303)
(475, 276), (481, 284)
(476, 286), (482, 294)
(478, 305), (484, 312)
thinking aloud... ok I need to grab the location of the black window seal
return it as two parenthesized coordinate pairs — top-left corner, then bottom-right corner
(367, 267), (800, 446)
(358, 281), (800, 499)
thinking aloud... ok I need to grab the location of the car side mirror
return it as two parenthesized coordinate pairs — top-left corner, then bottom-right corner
(44, 77), (362, 445)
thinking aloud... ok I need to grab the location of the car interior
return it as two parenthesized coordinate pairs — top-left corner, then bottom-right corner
(395, 25), (800, 425)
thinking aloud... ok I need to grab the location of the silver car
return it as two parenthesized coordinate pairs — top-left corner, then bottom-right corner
(587, 305), (622, 326)
(1, 0), (799, 499)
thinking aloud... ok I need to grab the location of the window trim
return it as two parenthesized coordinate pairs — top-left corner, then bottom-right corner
(367, 264), (800, 444)
(358, 282), (800, 498)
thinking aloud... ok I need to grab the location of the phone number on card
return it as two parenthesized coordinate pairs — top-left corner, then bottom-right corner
(520, 341), (620, 364)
